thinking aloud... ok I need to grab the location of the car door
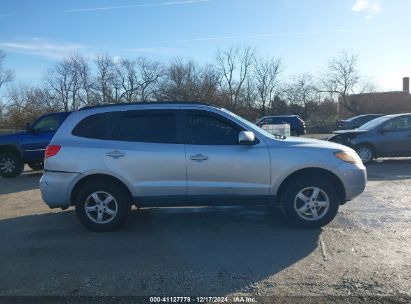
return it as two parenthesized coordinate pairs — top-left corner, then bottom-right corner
(183, 110), (271, 201)
(20, 114), (62, 160)
(375, 116), (411, 156)
(102, 109), (187, 199)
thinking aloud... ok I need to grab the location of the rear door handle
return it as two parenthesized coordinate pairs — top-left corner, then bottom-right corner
(106, 150), (125, 159)
(189, 154), (208, 162)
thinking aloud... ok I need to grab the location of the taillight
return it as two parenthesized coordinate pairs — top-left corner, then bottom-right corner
(45, 145), (61, 159)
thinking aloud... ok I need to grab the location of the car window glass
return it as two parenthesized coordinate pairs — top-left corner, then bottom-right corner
(384, 117), (411, 131)
(187, 114), (239, 145)
(32, 115), (60, 132)
(110, 112), (178, 143)
(72, 112), (119, 139)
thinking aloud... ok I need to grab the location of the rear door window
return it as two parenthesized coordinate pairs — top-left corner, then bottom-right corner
(108, 110), (179, 144)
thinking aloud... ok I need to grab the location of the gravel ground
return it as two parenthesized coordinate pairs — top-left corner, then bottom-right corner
(0, 160), (410, 303)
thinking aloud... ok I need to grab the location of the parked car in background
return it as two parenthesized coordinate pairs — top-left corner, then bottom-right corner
(40, 102), (366, 231)
(0, 112), (71, 178)
(329, 113), (411, 164)
(256, 115), (306, 136)
(336, 114), (384, 130)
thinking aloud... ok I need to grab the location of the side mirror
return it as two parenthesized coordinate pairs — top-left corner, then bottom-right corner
(239, 131), (256, 145)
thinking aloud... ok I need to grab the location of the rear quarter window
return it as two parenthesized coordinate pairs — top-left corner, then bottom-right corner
(72, 112), (120, 139)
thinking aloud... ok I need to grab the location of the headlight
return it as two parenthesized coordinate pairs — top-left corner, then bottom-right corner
(334, 150), (363, 165)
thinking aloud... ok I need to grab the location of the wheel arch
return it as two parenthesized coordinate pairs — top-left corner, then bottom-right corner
(276, 167), (346, 204)
(70, 173), (133, 205)
(0, 144), (23, 158)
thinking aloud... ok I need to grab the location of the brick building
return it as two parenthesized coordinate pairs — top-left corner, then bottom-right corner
(338, 77), (411, 119)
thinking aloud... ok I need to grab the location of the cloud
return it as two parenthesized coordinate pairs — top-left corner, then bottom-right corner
(147, 28), (355, 44)
(0, 38), (86, 59)
(352, 0), (381, 19)
(65, 0), (211, 13)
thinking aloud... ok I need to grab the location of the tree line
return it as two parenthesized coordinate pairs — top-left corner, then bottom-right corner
(0, 47), (373, 130)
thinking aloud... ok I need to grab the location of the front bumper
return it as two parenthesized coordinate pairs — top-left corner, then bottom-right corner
(40, 171), (81, 208)
(334, 162), (367, 201)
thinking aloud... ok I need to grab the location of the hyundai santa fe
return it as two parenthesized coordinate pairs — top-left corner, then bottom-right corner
(40, 102), (367, 231)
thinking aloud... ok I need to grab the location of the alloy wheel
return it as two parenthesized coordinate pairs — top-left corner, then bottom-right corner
(84, 191), (118, 224)
(293, 187), (330, 221)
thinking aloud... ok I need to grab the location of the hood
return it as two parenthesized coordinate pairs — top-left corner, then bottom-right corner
(275, 136), (351, 151)
(333, 129), (368, 135)
(0, 131), (27, 143)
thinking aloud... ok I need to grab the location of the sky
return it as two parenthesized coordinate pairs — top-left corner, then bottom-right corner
(0, 0), (410, 92)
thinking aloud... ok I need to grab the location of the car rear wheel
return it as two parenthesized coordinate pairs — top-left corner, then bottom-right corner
(0, 152), (24, 178)
(281, 176), (339, 228)
(27, 161), (44, 171)
(75, 182), (131, 232)
(355, 145), (374, 164)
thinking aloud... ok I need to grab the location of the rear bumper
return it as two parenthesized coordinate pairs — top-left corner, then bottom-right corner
(334, 162), (367, 201)
(39, 171), (81, 208)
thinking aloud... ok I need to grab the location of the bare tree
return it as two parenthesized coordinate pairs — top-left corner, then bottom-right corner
(95, 55), (116, 103)
(6, 85), (59, 128)
(136, 57), (164, 101)
(72, 55), (95, 106)
(157, 59), (200, 101)
(282, 74), (318, 119)
(215, 45), (256, 109)
(0, 50), (13, 90)
(115, 59), (138, 102)
(45, 57), (74, 111)
(320, 50), (366, 114)
(254, 55), (281, 115)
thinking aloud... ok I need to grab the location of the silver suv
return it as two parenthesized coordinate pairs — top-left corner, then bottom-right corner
(40, 102), (366, 231)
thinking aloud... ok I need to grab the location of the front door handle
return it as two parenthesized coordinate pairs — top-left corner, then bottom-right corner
(106, 150), (125, 159)
(189, 154), (208, 162)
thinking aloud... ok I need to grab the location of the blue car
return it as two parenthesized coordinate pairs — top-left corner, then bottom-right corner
(0, 112), (71, 178)
(256, 115), (306, 136)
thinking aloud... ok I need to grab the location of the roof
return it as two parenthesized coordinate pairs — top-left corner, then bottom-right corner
(78, 101), (217, 111)
(383, 113), (411, 118)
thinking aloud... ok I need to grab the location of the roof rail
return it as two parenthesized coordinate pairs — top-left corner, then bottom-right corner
(78, 101), (217, 111)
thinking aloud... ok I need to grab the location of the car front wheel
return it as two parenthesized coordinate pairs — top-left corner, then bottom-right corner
(75, 182), (131, 232)
(282, 176), (340, 228)
(355, 145), (374, 164)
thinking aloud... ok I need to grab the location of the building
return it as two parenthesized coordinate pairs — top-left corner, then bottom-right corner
(338, 77), (411, 118)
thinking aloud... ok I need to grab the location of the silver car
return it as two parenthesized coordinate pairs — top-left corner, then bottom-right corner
(40, 102), (366, 231)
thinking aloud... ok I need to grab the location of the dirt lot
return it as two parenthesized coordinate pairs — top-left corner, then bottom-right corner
(0, 160), (410, 302)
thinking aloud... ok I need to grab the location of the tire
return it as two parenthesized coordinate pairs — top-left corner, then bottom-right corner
(28, 161), (44, 171)
(355, 144), (374, 164)
(281, 176), (340, 228)
(75, 182), (131, 232)
(0, 152), (24, 178)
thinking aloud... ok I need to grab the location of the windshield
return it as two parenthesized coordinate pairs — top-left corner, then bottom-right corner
(359, 116), (390, 130)
(221, 109), (285, 140)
